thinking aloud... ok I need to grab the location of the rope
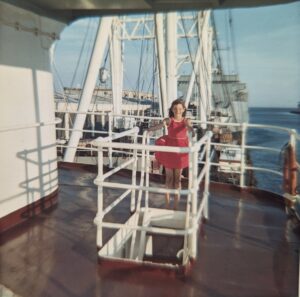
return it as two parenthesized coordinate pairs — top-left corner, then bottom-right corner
(79, 18), (99, 98)
(211, 12), (238, 123)
(180, 12), (210, 116)
(135, 16), (147, 104)
(228, 10), (243, 123)
(228, 10), (239, 75)
(69, 18), (93, 89)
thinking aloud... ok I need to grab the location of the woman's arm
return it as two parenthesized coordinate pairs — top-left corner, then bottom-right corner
(147, 118), (169, 132)
(185, 118), (195, 137)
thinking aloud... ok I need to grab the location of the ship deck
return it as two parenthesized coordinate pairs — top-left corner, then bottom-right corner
(1, 163), (299, 297)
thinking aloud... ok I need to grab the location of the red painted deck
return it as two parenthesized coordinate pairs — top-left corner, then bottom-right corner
(0, 163), (299, 297)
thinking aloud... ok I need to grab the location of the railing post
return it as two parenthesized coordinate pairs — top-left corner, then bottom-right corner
(91, 112), (95, 137)
(239, 123), (247, 188)
(101, 112), (105, 127)
(137, 131), (147, 209)
(108, 112), (113, 168)
(191, 147), (199, 259)
(290, 129), (297, 196)
(130, 131), (138, 212)
(183, 139), (194, 264)
(203, 133), (211, 220)
(145, 133), (150, 209)
(129, 131), (147, 259)
(96, 146), (104, 248)
(64, 112), (70, 140)
(290, 129), (297, 150)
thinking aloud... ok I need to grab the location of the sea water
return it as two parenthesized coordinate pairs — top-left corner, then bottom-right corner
(248, 107), (300, 193)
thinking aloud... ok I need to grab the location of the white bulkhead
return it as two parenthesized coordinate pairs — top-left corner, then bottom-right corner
(0, 2), (65, 218)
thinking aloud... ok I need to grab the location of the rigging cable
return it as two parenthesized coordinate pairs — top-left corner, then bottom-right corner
(135, 16), (147, 109)
(52, 56), (77, 133)
(180, 11), (210, 117)
(52, 18), (94, 136)
(225, 12), (231, 74)
(75, 17), (99, 136)
(69, 18), (93, 90)
(79, 18), (99, 100)
(151, 37), (158, 113)
(211, 12), (238, 123)
(140, 38), (151, 93)
(228, 10), (244, 123)
(144, 38), (157, 97)
(229, 10), (239, 75)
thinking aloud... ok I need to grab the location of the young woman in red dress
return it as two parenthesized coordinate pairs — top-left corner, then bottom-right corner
(147, 99), (195, 209)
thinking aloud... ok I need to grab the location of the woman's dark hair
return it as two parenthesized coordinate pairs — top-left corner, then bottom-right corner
(168, 98), (187, 118)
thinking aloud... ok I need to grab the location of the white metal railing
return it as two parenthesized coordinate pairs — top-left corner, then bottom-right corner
(55, 110), (299, 192)
(92, 126), (212, 265)
(193, 120), (299, 191)
(52, 110), (300, 265)
(1, 118), (61, 132)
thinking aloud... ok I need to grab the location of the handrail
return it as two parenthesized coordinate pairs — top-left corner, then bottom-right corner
(55, 109), (299, 135)
(55, 109), (162, 121)
(0, 118), (61, 133)
(56, 127), (108, 134)
(100, 157), (135, 181)
(92, 126), (139, 144)
(55, 108), (300, 255)
(54, 110), (299, 192)
(55, 110), (108, 116)
(93, 127), (213, 264)
(244, 166), (283, 176)
(94, 181), (193, 195)
(93, 141), (193, 153)
(94, 126), (139, 247)
(102, 189), (131, 216)
(129, 130), (148, 259)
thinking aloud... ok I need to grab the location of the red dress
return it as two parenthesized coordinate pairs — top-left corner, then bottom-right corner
(155, 118), (189, 169)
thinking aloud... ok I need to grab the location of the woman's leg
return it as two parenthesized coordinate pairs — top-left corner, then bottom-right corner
(165, 168), (174, 208)
(174, 168), (182, 210)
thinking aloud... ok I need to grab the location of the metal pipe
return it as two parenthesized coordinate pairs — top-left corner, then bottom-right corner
(96, 146), (104, 248)
(96, 142), (192, 153)
(190, 148), (199, 258)
(103, 189), (131, 215)
(130, 132), (138, 212)
(145, 133), (150, 209)
(0, 118), (61, 133)
(95, 181), (192, 195)
(96, 221), (194, 236)
(239, 123), (247, 188)
(203, 131), (211, 219)
(64, 112), (70, 140)
(99, 157), (135, 181)
(108, 113), (113, 167)
(91, 113), (95, 137)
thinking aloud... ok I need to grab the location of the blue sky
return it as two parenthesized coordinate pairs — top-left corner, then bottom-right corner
(54, 2), (300, 107)
(215, 2), (300, 107)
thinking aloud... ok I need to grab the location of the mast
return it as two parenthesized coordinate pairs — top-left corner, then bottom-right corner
(207, 26), (213, 116)
(198, 10), (211, 127)
(180, 11), (213, 128)
(64, 17), (112, 162)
